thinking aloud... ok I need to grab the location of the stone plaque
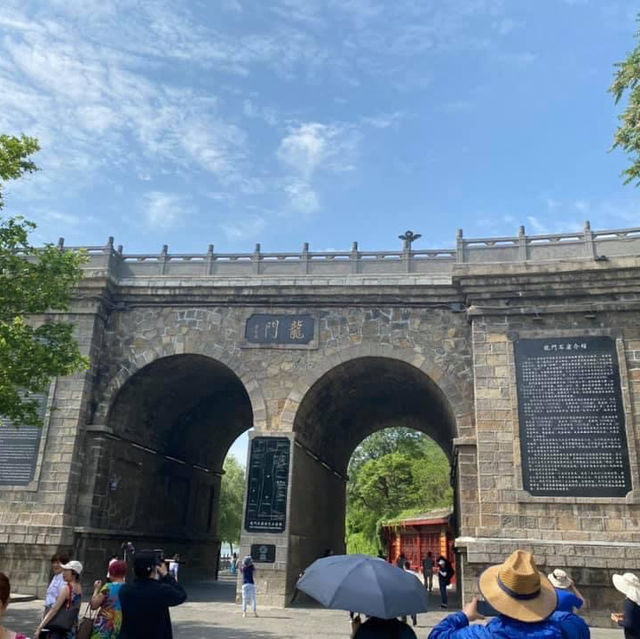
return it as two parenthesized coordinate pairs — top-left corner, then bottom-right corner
(0, 392), (48, 486)
(245, 314), (315, 346)
(515, 337), (632, 497)
(244, 437), (290, 533)
(251, 543), (276, 563)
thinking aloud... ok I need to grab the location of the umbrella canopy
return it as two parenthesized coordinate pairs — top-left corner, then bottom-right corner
(296, 554), (429, 619)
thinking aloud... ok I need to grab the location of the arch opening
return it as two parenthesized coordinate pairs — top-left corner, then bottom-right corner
(78, 354), (253, 580)
(288, 357), (458, 596)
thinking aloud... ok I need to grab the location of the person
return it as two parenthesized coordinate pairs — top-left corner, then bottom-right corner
(230, 552), (238, 575)
(90, 559), (127, 639)
(611, 572), (640, 639)
(428, 550), (590, 639)
(401, 561), (422, 626)
(106, 555), (119, 581)
(437, 556), (454, 609)
(548, 569), (584, 612)
(44, 553), (70, 617)
(118, 550), (186, 639)
(168, 555), (180, 582)
(241, 556), (258, 618)
(36, 560), (83, 639)
(423, 551), (435, 592)
(353, 616), (417, 639)
(396, 553), (407, 569)
(0, 572), (31, 639)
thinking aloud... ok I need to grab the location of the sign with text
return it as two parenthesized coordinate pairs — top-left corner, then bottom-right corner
(245, 314), (315, 346)
(515, 336), (632, 497)
(250, 544), (276, 563)
(0, 391), (48, 486)
(244, 437), (290, 533)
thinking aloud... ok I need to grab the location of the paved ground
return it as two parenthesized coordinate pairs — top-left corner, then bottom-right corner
(4, 576), (622, 639)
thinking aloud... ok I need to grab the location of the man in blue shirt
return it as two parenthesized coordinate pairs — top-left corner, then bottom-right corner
(429, 550), (589, 639)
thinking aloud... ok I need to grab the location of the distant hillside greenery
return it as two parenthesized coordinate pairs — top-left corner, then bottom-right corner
(346, 428), (452, 555)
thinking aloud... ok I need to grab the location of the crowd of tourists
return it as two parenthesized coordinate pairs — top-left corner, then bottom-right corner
(1, 548), (639, 639)
(0, 548), (186, 639)
(350, 550), (640, 639)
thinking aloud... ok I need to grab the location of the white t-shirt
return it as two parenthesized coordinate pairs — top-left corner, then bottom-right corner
(45, 573), (65, 607)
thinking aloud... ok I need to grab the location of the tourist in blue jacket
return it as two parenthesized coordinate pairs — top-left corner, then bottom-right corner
(429, 550), (589, 639)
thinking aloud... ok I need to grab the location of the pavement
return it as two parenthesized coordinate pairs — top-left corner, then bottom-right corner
(3, 575), (623, 639)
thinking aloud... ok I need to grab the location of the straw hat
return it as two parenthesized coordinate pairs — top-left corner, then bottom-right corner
(613, 573), (640, 606)
(478, 550), (557, 623)
(548, 569), (573, 589)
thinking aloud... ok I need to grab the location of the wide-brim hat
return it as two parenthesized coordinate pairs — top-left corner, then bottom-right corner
(478, 550), (557, 623)
(548, 569), (573, 589)
(613, 573), (640, 605)
(59, 560), (83, 576)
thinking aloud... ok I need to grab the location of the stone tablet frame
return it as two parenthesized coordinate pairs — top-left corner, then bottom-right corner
(507, 330), (640, 504)
(242, 311), (319, 350)
(0, 380), (55, 493)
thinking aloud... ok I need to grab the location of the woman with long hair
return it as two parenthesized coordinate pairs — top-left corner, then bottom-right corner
(241, 556), (258, 618)
(0, 572), (30, 639)
(35, 560), (83, 639)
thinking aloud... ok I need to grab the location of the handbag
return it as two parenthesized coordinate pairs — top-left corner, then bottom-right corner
(76, 602), (96, 639)
(45, 587), (80, 633)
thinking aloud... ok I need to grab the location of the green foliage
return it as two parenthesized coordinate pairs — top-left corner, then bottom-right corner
(610, 14), (640, 186)
(217, 455), (246, 549)
(0, 134), (88, 427)
(0, 134), (40, 210)
(346, 429), (452, 555)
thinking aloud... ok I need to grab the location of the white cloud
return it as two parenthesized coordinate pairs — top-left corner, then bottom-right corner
(220, 215), (267, 240)
(277, 122), (358, 177)
(362, 111), (405, 129)
(284, 181), (320, 214)
(141, 192), (188, 229)
(277, 122), (358, 214)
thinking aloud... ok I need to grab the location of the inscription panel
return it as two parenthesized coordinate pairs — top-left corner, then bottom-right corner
(515, 336), (632, 497)
(244, 437), (290, 533)
(245, 314), (315, 346)
(0, 391), (48, 486)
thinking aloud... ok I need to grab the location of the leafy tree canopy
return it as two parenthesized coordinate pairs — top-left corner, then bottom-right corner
(610, 15), (640, 185)
(346, 429), (452, 555)
(217, 455), (246, 553)
(0, 133), (88, 427)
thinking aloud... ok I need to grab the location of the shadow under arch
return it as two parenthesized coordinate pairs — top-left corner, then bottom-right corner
(77, 354), (253, 581)
(286, 356), (458, 596)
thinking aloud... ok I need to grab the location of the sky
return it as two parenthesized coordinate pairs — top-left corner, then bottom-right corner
(2, 0), (639, 466)
(0, 0), (639, 256)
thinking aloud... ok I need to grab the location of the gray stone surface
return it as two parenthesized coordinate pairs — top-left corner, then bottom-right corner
(2, 225), (640, 617)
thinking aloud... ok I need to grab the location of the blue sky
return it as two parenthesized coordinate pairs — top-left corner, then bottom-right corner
(0, 0), (639, 256)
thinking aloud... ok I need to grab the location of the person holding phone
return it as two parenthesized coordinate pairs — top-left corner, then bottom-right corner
(611, 572), (640, 639)
(548, 569), (584, 612)
(428, 550), (589, 639)
(118, 550), (186, 639)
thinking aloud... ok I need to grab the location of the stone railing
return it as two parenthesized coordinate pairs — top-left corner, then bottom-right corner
(62, 222), (640, 279)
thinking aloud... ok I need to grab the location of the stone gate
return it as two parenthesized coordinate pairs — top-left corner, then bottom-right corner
(1, 223), (640, 623)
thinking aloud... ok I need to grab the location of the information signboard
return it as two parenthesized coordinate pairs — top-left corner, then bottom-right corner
(515, 336), (632, 497)
(0, 391), (48, 486)
(244, 437), (290, 533)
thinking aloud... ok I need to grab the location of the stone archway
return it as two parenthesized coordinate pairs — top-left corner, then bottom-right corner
(285, 356), (458, 596)
(76, 354), (253, 580)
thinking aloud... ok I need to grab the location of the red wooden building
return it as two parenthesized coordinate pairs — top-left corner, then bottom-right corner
(381, 507), (455, 583)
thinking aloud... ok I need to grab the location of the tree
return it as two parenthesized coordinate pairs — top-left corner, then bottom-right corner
(217, 455), (246, 554)
(345, 429), (452, 555)
(0, 134), (88, 427)
(610, 14), (640, 185)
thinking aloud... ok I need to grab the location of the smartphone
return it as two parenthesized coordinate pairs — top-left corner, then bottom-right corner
(476, 599), (500, 617)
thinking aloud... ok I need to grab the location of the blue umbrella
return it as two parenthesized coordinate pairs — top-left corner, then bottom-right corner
(296, 554), (429, 619)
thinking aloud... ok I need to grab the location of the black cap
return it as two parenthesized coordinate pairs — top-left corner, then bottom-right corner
(133, 551), (157, 578)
